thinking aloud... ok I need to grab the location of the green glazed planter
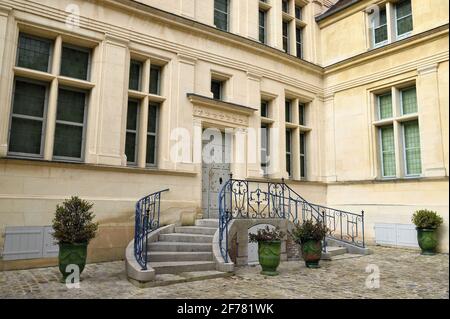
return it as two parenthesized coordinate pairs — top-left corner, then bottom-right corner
(417, 228), (438, 255)
(58, 243), (88, 282)
(258, 241), (281, 276)
(301, 239), (322, 268)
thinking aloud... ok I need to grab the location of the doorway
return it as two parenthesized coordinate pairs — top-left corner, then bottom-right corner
(201, 129), (231, 219)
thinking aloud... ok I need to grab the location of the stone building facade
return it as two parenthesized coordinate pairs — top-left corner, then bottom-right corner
(0, 0), (448, 269)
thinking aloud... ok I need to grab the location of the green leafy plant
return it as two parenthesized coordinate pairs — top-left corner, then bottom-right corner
(249, 226), (285, 243)
(290, 219), (329, 244)
(52, 196), (99, 244)
(412, 210), (443, 229)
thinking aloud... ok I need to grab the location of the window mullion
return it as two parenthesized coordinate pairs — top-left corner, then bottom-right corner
(393, 120), (403, 178)
(43, 78), (58, 160)
(385, 2), (394, 44)
(137, 97), (149, 168)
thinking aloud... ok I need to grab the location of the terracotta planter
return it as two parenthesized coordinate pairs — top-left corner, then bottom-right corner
(301, 239), (322, 268)
(417, 228), (438, 255)
(58, 242), (88, 282)
(258, 241), (281, 276)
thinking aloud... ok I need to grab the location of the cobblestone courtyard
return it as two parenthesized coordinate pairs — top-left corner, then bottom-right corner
(1, 247), (448, 299)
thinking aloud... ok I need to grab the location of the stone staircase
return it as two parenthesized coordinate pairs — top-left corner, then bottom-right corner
(322, 240), (366, 261)
(147, 219), (220, 275)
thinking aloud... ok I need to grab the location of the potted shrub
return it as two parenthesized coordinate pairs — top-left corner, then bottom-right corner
(412, 210), (443, 255)
(249, 226), (285, 276)
(52, 196), (98, 282)
(290, 219), (329, 268)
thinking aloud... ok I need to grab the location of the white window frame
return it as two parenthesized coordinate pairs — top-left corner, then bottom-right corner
(300, 132), (306, 179)
(296, 26), (303, 59)
(7, 77), (49, 159)
(214, 0), (230, 32)
(402, 121), (422, 178)
(261, 124), (270, 176)
(286, 129), (292, 177)
(146, 103), (159, 167)
(52, 86), (88, 162)
(282, 21), (290, 54)
(378, 126), (396, 179)
(125, 99), (140, 166)
(371, 8), (389, 48)
(399, 86), (417, 116)
(377, 92), (393, 120)
(394, 0), (413, 40)
(259, 9), (267, 44)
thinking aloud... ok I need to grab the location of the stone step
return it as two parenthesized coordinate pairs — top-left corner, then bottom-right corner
(175, 226), (217, 236)
(149, 261), (216, 274)
(159, 233), (214, 243)
(322, 246), (348, 260)
(195, 219), (219, 228)
(325, 246), (348, 256)
(330, 253), (365, 261)
(129, 271), (233, 288)
(148, 241), (212, 252)
(147, 251), (213, 262)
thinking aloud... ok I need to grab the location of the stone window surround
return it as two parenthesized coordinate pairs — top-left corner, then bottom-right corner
(367, 0), (413, 50)
(284, 91), (312, 181)
(281, 0), (307, 58)
(127, 52), (168, 169)
(371, 80), (422, 180)
(8, 28), (96, 163)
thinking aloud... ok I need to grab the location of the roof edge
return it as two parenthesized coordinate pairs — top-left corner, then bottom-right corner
(316, 0), (362, 22)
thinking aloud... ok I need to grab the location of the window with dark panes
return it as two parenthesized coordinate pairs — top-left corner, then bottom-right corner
(211, 80), (223, 100)
(16, 33), (52, 73)
(261, 124), (270, 175)
(396, 0), (413, 37)
(8, 79), (47, 155)
(60, 44), (90, 80)
(53, 88), (87, 159)
(285, 100), (292, 122)
(400, 87), (417, 115)
(259, 10), (267, 44)
(146, 103), (159, 166)
(125, 100), (139, 164)
(296, 27), (303, 58)
(282, 21), (289, 53)
(129, 60), (142, 91)
(300, 132), (306, 178)
(286, 129), (292, 177)
(261, 100), (269, 118)
(373, 7), (388, 46)
(295, 5), (302, 20)
(149, 65), (161, 95)
(282, 0), (289, 13)
(299, 103), (305, 125)
(214, 0), (229, 31)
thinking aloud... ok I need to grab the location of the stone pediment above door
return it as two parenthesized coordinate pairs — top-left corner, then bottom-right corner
(187, 93), (257, 127)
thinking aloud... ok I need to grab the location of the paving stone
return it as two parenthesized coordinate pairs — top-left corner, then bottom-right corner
(0, 247), (448, 299)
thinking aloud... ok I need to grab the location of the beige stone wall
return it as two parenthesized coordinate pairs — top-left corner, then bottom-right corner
(327, 179), (449, 252)
(319, 0), (450, 66)
(0, 159), (200, 262)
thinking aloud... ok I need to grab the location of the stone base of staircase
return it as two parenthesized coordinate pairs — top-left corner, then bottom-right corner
(129, 270), (233, 288)
(126, 219), (232, 286)
(321, 238), (372, 260)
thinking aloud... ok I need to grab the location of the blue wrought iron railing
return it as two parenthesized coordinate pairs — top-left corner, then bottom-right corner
(134, 188), (169, 270)
(218, 177), (365, 263)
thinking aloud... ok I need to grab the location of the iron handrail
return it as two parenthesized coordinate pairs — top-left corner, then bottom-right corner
(218, 178), (365, 263)
(134, 188), (169, 270)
